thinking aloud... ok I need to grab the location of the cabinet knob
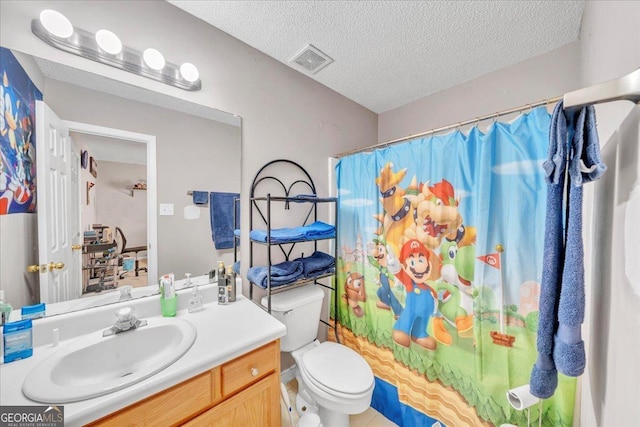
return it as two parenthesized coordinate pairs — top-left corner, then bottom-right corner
(250, 367), (259, 377)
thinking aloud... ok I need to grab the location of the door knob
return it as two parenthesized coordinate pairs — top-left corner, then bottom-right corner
(71, 244), (82, 251)
(48, 262), (65, 271)
(26, 264), (45, 273)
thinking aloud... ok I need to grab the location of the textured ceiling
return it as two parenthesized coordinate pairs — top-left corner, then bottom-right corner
(169, 0), (585, 113)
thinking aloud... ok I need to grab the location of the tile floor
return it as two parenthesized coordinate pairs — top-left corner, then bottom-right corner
(281, 379), (398, 427)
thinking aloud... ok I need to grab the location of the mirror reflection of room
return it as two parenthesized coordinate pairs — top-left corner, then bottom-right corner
(0, 47), (241, 315)
(76, 133), (148, 294)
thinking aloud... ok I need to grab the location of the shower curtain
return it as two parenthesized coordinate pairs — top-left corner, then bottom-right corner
(333, 107), (576, 426)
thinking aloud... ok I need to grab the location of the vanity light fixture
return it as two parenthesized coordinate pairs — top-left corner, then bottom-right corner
(32, 10), (201, 91)
(142, 48), (165, 71)
(95, 30), (122, 55)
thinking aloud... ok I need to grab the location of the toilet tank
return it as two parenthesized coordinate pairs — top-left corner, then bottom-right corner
(261, 285), (325, 352)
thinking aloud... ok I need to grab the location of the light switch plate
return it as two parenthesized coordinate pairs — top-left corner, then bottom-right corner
(159, 203), (174, 216)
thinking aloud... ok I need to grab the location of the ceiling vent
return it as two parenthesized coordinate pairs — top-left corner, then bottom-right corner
(290, 44), (333, 74)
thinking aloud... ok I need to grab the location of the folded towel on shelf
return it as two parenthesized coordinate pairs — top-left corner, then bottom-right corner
(210, 192), (240, 250)
(249, 227), (306, 243)
(296, 251), (335, 278)
(247, 260), (304, 289)
(192, 191), (209, 205)
(302, 221), (335, 240)
(249, 222), (335, 243)
(291, 194), (318, 202)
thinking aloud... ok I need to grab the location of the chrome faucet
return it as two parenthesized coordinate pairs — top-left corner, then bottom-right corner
(118, 285), (133, 301)
(103, 306), (148, 337)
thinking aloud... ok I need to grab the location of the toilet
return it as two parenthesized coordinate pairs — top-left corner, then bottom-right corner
(262, 285), (374, 427)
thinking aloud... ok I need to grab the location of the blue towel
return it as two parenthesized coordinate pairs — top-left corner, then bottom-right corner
(530, 101), (605, 399)
(192, 191), (209, 205)
(296, 251), (335, 278)
(210, 192), (240, 250)
(232, 261), (241, 275)
(249, 227), (306, 243)
(302, 221), (336, 240)
(247, 260), (304, 289)
(531, 102), (566, 399)
(291, 194), (318, 202)
(249, 222), (335, 243)
(555, 105), (603, 377)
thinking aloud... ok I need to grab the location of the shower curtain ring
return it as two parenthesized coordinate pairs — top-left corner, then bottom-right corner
(493, 113), (499, 123)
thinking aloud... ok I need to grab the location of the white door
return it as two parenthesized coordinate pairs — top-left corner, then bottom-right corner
(35, 101), (75, 303)
(69, 138), (82, 299)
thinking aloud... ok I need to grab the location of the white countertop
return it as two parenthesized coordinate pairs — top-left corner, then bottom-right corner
(0, 291), (286, 426)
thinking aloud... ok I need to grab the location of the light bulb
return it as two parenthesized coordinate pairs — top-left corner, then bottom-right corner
(143, 48), (165, 71)
(179, 63), (199, 82)
(39, 9), (73, 38)
(95, 29), (122, 55)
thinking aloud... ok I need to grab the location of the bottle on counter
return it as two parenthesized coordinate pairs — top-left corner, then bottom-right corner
(217, 262), (228, 305)
(226, 266), (236, 302)
(0, 291), (13, 325)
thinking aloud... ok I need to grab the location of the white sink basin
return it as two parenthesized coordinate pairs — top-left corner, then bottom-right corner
(22, 317), (197, 403)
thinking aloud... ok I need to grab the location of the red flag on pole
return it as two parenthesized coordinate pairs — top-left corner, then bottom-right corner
(477, 253), (501, 270)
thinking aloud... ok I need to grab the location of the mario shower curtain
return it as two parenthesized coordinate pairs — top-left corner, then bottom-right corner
(333, 107), (576, 426)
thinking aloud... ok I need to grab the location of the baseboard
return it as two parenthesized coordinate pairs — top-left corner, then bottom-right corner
(281, 365), (297, 384)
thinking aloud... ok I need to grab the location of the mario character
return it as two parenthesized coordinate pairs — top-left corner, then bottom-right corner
(342, 271), (366, 318)
(368, 237), (403, 318)
(392, 239), (442, 350)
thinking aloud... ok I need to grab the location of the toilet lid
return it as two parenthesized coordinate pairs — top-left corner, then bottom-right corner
(302, 342), (373, 395)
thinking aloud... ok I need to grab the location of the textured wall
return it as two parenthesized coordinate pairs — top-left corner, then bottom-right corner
(578, 2), (640, 426)
(378, 42), (582, 143)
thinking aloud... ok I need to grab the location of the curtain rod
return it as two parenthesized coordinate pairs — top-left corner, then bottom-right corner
(336, 68), (640, 159)
(335, 96), (562, 158)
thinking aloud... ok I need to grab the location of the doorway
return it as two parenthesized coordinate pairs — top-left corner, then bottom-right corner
(65, 120), (158, 295)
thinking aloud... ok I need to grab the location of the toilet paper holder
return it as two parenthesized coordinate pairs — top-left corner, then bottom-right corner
(505, 384), (542, 427)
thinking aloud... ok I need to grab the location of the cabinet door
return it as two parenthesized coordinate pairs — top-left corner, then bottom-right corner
(184, 373), (280, 427)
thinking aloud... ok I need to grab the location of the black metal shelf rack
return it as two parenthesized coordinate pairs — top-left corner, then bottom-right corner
(236, 159), (339, 341)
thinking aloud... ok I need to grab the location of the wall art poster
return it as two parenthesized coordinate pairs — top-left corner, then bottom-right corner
(0, 47), (43, 215)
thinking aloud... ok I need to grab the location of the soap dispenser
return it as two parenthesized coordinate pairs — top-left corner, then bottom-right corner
(188, 283), (204, 313)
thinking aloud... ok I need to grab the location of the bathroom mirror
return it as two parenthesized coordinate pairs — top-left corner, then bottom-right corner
(0, 48), (241, 317)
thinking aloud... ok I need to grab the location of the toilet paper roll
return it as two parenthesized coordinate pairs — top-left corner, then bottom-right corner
(506, 384), (539, 410)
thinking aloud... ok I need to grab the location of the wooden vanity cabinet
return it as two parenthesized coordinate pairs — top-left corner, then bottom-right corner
(88, 340), (280, 427)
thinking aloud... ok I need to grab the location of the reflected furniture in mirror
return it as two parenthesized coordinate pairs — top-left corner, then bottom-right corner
(82, 239), (118, 293)
(115, 226), (148, 279)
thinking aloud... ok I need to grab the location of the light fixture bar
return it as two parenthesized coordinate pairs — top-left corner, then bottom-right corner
(31, 18), (201, 91)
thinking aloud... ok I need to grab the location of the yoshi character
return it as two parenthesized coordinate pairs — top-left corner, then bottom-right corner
(436, 228), (476, 340)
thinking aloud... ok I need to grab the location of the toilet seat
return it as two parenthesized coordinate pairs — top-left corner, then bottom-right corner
(299, 342), (374, 399)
